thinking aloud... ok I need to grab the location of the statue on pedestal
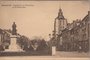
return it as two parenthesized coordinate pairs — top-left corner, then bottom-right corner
(12, 22), (17, 35)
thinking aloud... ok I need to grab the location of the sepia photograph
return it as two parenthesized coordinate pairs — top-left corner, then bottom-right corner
(0, 0), (90, 60)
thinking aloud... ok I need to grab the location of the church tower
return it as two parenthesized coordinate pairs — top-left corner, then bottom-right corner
(54, 8), (67, 36)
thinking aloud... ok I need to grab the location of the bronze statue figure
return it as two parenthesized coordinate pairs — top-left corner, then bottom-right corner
(12, 22), (17, 35)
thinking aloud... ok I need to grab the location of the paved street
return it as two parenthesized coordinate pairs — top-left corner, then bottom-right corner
(55, 51), (89, 57)
(0, 51), (89, 56)
(0, 51), (90, 60)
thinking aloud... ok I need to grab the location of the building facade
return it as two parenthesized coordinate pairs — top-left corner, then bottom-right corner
(57, 11), (90, 52)
(0, 29), (11, 51)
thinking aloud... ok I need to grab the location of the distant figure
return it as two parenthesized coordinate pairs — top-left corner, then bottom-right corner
(12, 22), (17, 35)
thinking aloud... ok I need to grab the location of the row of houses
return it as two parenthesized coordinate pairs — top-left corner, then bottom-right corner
(57, 11), (90, 52)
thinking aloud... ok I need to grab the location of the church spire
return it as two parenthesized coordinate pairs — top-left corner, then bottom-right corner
(57, 8), (65, 20)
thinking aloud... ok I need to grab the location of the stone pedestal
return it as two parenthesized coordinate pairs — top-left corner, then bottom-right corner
(52, 46), (56, 56)
(5, 35), (23, 52)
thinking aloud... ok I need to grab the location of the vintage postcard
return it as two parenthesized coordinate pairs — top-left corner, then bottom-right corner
(0, 0), (90, 60)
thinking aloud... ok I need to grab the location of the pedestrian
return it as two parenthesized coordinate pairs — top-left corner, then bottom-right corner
(0, 44), (4, 51)
(78, 45), (82, 52)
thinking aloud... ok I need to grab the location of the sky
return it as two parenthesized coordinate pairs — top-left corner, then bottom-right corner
(0, 1), (89, 40)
